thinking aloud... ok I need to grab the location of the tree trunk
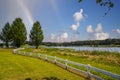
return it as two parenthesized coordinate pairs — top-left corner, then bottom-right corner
(36, 46), (38, 49)
(5, 41), (9, 48)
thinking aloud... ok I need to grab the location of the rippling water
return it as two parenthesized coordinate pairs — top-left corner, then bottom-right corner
(47, 46), (120, 53)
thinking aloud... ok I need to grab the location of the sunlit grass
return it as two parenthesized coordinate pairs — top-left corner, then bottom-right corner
(23, 47), (120, 79)
(0, 48), (84, 80)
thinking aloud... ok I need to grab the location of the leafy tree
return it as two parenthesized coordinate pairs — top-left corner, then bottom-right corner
(0, 22), (12, 48)
(29, 21), (44, 49)
(11, 18), (27, 48)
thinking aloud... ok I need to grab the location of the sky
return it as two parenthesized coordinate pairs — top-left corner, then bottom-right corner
(0, 0), (120, 42)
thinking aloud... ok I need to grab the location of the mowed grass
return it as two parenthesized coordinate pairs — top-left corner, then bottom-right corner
(23, 47), (120, 79)
(0, 49), (84, 80)
(25, 47), (120, 74)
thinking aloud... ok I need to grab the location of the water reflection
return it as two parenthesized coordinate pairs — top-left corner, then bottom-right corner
(47, 46), (120, 53)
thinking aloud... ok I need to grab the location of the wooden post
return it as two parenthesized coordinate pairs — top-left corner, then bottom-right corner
(54, 56), (56, 63)
(30, 52), (32, 56)
(13, 50), (16, 54)
(24, 52), (26, 55)
(87, 64), (91, 80)
(38, 54), (41, 58)
(45, 55), (48, 60)
(18, 51), (20, 54)
(65, 59), (68, 69)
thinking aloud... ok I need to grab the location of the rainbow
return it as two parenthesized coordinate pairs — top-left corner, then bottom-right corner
(17, 0), (34, 25)
(16, 0), (60, 25)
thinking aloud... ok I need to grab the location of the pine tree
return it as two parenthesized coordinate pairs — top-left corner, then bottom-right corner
(11, 18), (27, 47)
(0, 22), (12, 48)
(29, 21), (44, 49)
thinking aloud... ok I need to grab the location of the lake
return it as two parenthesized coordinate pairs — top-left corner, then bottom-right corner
(47, 46), (120, 53)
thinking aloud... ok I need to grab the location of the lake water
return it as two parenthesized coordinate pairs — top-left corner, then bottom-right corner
(47, 46), (120, 53)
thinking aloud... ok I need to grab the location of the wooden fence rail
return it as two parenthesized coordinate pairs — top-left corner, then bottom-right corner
(13, 48), (120, 80)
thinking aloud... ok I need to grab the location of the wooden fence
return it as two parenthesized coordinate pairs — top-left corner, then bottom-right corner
(13, 48), (120, 80)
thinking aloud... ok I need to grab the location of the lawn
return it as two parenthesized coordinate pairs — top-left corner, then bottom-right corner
(0, 49), (84, 80)
(22, 47), (120, 80)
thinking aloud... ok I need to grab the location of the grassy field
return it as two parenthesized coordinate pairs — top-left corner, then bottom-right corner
(22, 47), (120, 80)
(0, 48), (84, 80)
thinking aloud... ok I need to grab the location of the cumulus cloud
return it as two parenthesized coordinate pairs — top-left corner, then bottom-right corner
(86, 25), (94, 33)
(49, 32), (68, 42)
(94, 32), (109, 40)
(95, 23), (102, 33)
(71, 9), (85, 33)
(112, 29), (120, 38)
(59, 32), (68, 42)
(61, 32), (68, 39)
(71, 22), (79, 31)
(73, 9), (83, 22)
(116, 29), (120, 34)
(50, 33), (56, 40)
(86, 23), (109, 40)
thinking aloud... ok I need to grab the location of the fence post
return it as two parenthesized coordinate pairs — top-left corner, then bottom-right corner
(13, 50), (16, 54)
(30, 52), (32, 56)
(24, 52), (26, 55)
(65, 59), (68, 69)
(45, 55), (48, 60)
(87, 64), (91, 80)
(38, 54), (41, 58)
(18, 51), (20, 54)
(54, 56), (57, 63)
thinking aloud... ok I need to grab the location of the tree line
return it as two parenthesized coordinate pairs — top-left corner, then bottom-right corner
(43, 39), (120, 47)
(0, 18), (44, 49)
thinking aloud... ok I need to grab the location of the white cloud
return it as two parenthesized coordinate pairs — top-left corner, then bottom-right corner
(86, 23), (109, 40)
(70, 8), (86, 41)
(86, 25), (94, 33)
(50, 33), (55, 40)
(116, 29), (120, 34)
(49, 32), (68, 42)
(71, 9), (85, 32)
(61, 32), (68, 39)
(58, 32), (69, 42)
(71, 22), (79, 31)
(59, 32), (68, 42)
(73, 9), (83, 22)
(112, 29), (120, 38)
(95, 23), (102, 33)
(94, 32), (109, 40)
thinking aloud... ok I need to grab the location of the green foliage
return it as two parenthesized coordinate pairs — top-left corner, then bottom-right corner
(0, 22), (12, 48)
(78, 0), (114, 8)
(78, 0), (114, 16)
(43, 38), (120, 46)
(0, 43), (4, 48)
(78, 0), (82, 3)
(29, 21), (44, 49)
(43, 76), (61, 80)
(11, 18), (27, 48)
(96, 0), (102, 4)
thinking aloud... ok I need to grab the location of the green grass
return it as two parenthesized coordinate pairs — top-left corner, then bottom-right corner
(22, 47), (120, 80)
(0, 48), (84, 80)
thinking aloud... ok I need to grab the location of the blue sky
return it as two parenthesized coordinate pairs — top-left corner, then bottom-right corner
(0, 0), (120, 42)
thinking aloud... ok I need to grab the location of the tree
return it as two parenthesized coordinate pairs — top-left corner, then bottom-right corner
(78, 0), (114, 16)
(0, 22), (12, 48)
(29, 21), (44, 49)
(11, 18), (27, 47)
